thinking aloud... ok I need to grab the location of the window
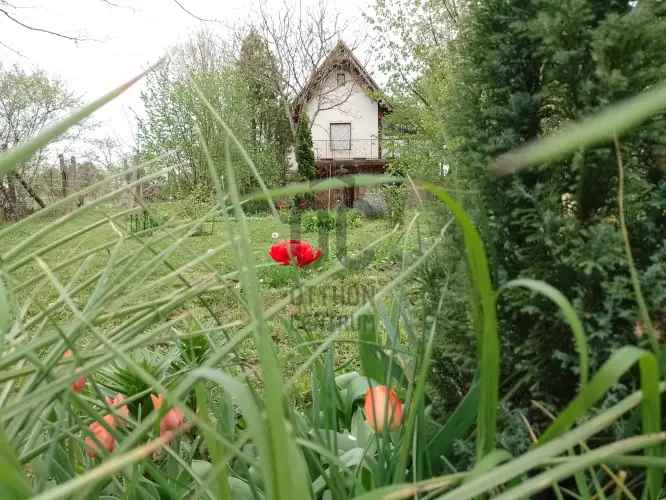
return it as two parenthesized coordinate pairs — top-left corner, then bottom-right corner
(330, 123), (351, 150)
(336, 72), (346, 86)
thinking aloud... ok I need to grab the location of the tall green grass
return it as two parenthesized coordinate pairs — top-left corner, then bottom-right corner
(1, 65), (665, 499)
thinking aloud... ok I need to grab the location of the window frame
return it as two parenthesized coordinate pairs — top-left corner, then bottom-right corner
(330, 122), (352, 151)
(336, 72), (346, 87)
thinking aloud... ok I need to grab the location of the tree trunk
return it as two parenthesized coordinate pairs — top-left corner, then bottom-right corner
(0, 177), (18, 221)
(13, 172), (46, 209)
(59, 154), (68, 199)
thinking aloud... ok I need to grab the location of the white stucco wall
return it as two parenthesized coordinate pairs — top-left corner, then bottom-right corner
(304, 70), (379, 160)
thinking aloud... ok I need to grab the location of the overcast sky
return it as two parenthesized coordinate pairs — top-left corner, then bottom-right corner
(1, 0), (375, 154)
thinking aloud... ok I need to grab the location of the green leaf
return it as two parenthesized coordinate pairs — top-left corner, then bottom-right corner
(0, 425), (31, 500)
(0, 275), (10, 345)
(638, 352), (663, 499)
(465, 449), (513, 482)
(230, 477), (265, 500)
(436, 382), (660, 500)
(200, 113), (313, 500)
(427, 379), (480, 474)
(358, 314), (385, 383)
(500, 279), (589, 386)
(539, 346), (657, 444)
(418, 181), (499, 461)
(492, 80), (666, 175)
(352, 475), (464, 500)
(492, 433), (666, 500)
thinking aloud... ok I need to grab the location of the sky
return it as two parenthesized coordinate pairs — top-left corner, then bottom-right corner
(1, 0), (375, 156)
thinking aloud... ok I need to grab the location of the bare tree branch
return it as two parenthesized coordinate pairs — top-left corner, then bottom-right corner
(0, 6), (87, 42)
(171, 0), (219, 23)
(98, 0), (136, 12)
(0, 39), (24, 57)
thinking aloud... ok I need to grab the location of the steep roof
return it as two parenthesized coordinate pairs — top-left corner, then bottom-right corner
(295, 41), (391, 113)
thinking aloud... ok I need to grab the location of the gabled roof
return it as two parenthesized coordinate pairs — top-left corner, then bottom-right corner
(295, 41), (391, 113)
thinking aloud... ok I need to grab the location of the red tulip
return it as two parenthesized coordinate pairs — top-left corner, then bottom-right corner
(85, 415), (116, 458)
(269, 240), (321, 267)
(63, 349), (86, 393)
(106, 393), (130, 425)
(71, 375), (86, 393)
(364, 385), (403, 433)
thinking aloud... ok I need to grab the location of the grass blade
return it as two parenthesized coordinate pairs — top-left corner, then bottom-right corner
(492, 81), (666, 175)
(0, 61), (161, 176)
(417, 181), (499, 460)
(539, 346), (655, 444)
(500, 279), (589, 386)
(493, 433), (666, 500)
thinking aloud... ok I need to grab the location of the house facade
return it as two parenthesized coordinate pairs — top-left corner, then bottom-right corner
(293, 41), (391, 209)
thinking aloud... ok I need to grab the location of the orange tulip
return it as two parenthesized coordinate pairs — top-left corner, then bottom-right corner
(85, 417), (116, 458)
(150, 393), (164, 411)
(160, 407), (186, 438)
(63, 349), (86, 393)
(151, 393), (185, 440)
(106, 393), (130, 426)
(364, 385), (403, 433)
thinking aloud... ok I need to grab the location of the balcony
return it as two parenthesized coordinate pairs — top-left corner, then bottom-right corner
(311, 138), (422, 163)
(312, 138), (383, 161)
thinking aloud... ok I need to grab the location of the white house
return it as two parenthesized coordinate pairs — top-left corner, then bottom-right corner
(292, 41), (391, 208)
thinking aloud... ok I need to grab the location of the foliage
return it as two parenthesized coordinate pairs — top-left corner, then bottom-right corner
(5, 22), (666, 500)
(295, 115), (316, 175)
(174, 183), (213, 220)
(301, 209), (362, 234)
(372, 0), (666, 438)
(444, 0), (666, 418)
(137, 31), (288, 196)
(0, 64), (78, 220)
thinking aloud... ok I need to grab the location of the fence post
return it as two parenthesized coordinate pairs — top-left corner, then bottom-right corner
(71, 155), (84, 207)
(59, 154), (68, 200)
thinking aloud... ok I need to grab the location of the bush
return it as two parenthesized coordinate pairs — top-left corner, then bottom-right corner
(176, 184), (213, 220)
(242, 198), (272, 215)
(300, 209), (362, 234)
(301, 210), (335, 233)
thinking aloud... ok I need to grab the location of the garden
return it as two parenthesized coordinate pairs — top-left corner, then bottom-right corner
(2, 1), (666, 499)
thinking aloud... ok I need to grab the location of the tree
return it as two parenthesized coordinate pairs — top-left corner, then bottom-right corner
(295, 114), (316, 181)
(238, 31), (292, 184)
(371, 0), (666, 430)
(422, 0), (666, 422)
(137, 30), (289, 197)
(250, 0), (365, 139)
(0, 64), (77, 219)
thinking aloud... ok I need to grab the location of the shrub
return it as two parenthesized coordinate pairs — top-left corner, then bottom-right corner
(301, 210), (335, 233)
(176, 183), (213, 220)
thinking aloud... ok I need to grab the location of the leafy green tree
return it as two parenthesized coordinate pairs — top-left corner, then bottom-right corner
(239, 31), (292, 185)
(445, 0), (666, 415)
(372, 0), (666, 431)
(137, 30), (290, 197)
(0, 64), (77, 219)
(293, 114), (316, 208)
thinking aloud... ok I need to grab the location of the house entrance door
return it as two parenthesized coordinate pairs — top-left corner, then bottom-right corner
(343, 186), (355, 208)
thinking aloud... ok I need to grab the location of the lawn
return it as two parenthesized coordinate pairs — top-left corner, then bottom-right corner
(2, 202), (419, 402)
